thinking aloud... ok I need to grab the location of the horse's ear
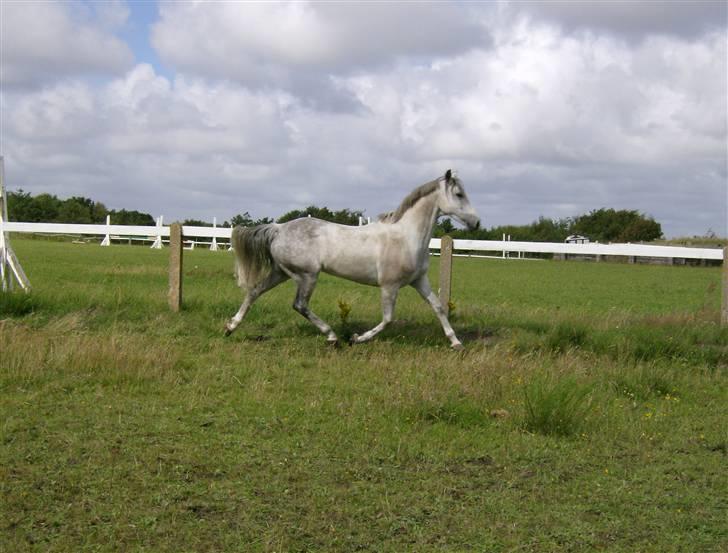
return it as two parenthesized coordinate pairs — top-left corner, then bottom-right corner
(445, 169), (452, 182)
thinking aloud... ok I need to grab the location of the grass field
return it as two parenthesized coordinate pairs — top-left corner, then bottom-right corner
(1, 238), (727, 552)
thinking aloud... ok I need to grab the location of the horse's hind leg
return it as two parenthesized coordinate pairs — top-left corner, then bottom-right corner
(350, 285), (398, 345)
(291, 272), (338, 345)
(224, 268), (288, 336)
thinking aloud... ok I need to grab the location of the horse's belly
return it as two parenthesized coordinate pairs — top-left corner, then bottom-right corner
(321, 255), (380, 286)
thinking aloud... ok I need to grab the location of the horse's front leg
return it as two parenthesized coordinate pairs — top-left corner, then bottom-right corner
(351, 285), (399, 345)
(410, 275), (464, 350)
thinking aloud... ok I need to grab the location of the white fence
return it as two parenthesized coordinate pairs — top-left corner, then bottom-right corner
(1, 221), (724, 262)
(431, 238), (724, 262)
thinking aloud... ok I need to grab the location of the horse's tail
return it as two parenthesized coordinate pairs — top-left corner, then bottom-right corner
(231, 224), (279, 290)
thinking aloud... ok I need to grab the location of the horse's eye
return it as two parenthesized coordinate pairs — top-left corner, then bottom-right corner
(456, 192), (464, 199)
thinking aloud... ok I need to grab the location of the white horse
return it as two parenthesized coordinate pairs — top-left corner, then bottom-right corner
(224, 170), (480, 349)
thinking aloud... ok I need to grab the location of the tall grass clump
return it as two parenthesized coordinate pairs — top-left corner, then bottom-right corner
(522, 375), (593, 437)
(411, 396), (491, 428)
(613, 364), (680, 401)
(0, 290), (40, 317)
(546, 322), (589, 353)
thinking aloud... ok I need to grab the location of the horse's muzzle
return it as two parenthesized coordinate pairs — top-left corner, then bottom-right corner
(466, 217), (481, 231)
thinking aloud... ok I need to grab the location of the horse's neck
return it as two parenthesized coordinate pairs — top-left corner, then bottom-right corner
(396, 192), (439, 251)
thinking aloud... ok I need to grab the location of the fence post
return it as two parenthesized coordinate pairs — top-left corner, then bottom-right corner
(439, 235), (453, 316)
(0, 155), (31, 292)
(100, 214), (111, 246)
(168, 223), (183, 312)
(722, 246), (727, 327)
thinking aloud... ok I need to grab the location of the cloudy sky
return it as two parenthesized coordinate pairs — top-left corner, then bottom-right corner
(1, 1), (726, 237)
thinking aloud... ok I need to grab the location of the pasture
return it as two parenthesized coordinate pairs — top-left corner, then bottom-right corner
(1, 238), (726, 552)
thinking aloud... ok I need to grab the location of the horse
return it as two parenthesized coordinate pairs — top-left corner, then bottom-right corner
(224, 170), (480, 349)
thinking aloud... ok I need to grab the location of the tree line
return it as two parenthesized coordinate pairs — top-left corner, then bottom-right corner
(7, 189), (662, 243)
(435, 208), (663, 243)
(7, 190), (156, 226)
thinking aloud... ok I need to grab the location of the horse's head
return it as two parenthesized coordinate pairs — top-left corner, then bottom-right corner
(438, 170), (480, 231)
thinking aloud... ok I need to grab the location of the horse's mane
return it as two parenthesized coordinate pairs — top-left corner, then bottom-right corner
(377, 177), (443, 223)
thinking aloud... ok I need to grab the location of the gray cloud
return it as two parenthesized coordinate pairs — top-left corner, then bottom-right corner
(0, 1), (134, 89)
(515, 0), (726, 40)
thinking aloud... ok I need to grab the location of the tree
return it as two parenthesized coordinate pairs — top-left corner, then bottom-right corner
(433, 218), (454, 237)
(30, 193), (62, 222)
(92, 202), (108, 223)
(226, 212), (274, 227)
(228, 212), (254, 227)
(277, 206), (363, 226)
(108, 209), (155, 226)
(571, 209), (662, 243)
(8, 189), (153, 225)
(531, 216), (571, 242)
(57, 198), (93, 223)
(6, 190), (34, 221)
(619, 217), (663, 243)
(182, 219), (212, 227)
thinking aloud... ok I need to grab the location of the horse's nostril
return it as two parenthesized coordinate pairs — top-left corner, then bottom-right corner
(473, 220), (481, 231)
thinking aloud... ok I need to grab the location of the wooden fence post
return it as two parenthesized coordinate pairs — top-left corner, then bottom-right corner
(722, 246), (727, 327)
(439, 235), (453, 316)
(168, 223), (183, 312)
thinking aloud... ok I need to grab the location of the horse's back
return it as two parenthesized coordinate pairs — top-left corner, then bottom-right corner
(272, 218), (384, 284)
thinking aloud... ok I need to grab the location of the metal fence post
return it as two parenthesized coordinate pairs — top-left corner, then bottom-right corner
(439, 235), (453, 316)
(168, 223), (183, 312)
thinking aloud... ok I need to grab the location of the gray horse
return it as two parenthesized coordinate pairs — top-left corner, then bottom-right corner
(225, 170), (480, 349)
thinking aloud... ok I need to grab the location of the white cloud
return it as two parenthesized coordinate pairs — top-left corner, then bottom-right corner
(337, 26), (725, 170)
(150, 1), (491, 109)
(1, 2), (725, 237)
(1, 1), (134, 89)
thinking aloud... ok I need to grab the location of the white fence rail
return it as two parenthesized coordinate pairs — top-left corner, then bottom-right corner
(2, 221), (724, 261)
(430, 238), (724, 261)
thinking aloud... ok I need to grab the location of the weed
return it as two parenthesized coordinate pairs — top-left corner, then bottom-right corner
(337, 298), (352, 325)
(522, 375), (593, 436)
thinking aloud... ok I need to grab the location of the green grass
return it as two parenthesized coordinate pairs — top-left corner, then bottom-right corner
(522, 376), (593, 437)
(1, 238), (727, 552)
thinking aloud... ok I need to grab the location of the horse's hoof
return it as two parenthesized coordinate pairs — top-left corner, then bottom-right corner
(223, 325), (233, 337)
(327, 339), (340, 348)
(451, 343), (465, 351)
(349, 333), (360, 345)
